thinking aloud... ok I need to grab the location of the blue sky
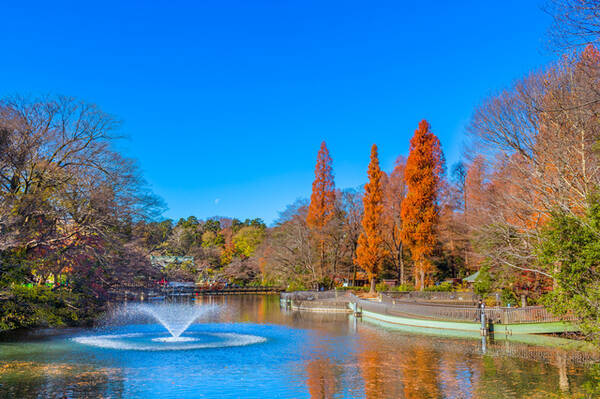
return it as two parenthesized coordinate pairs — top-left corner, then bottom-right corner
(1, 1), (554, 224)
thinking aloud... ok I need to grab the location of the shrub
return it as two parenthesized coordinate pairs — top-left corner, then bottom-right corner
(501, 288), (518, 307)
(424, 281), (453, 292)
(0, 285), (100, 331)
(286, 281), (306, 292)
(483, 296), (497, 307)
(393, 283), (415, 292)
(375, 282), (389, 292)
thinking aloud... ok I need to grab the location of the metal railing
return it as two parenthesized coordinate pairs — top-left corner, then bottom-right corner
(281, 291), (577, 324)
(370, 293), (577, 324)
(280, 291), (343, 301)
(383, 291), (479, 304)
(288, 300), (351, 312)
(360, 297), (480, 322)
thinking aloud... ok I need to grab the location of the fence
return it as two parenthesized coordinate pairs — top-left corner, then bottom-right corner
(280, 291), (344, 301)
(286, 300), (351, 313)
(370, 293), (577, 324)
(281, 291), (577, 324)
(383, 291), (479, 304)
(280, 291), (351, 313)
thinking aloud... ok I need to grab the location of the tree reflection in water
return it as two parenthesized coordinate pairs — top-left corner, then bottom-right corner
(0, 361), (124, 398)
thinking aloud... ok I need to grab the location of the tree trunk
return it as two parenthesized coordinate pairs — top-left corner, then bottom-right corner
(370, 277), (376, 294)
(399, 242), (405, 285)
(320, 240), (325, 282)
(420, 268), (425, 291)
(351, 241), (358, 287)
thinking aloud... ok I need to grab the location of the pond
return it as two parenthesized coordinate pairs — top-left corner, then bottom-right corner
(0, 295), (598, 398)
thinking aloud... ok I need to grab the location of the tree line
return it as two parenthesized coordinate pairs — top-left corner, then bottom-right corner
(267, 123), (448, 294)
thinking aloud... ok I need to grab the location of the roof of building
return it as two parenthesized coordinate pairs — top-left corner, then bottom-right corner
(463, 270), (480, 283)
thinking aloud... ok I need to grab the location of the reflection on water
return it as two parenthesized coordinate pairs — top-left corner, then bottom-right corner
(0, 295), (598, 398)
(0, 361), (124, 398)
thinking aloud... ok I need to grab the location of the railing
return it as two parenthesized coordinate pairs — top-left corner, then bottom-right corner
(487, 306), (578, 324)
(361, 297), (480, 322)
(281, 291), (577, 324)
(280, 291), (351, 313)
(108, 285), (284, 300)
(280, 291), (343, 301)
(371, 293), (577, 324)
(287, 300), (351, 312)
(383, 291), (479, 304)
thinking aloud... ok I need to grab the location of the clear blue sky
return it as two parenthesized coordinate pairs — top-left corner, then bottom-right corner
(1, 1), (553, 224)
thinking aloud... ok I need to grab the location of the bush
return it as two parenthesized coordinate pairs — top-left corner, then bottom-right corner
(425, 282), (453, 292)
(483, 296), (497, 307)
(0, 285), (100, 331)
(260, 277), (278, 287)
(317, 276), (333, 290)
(393, 283), (415, 292)
(285, 281), (306, 292)
(474, 264), (493, 297)
(375, 282), (389, 292)
(501, 288), (518, 307)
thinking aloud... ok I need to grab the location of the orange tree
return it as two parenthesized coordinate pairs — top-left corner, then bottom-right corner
(356, 144), (388, 293)
(306, 141), (336, 285)
(401, 120), (445, 290)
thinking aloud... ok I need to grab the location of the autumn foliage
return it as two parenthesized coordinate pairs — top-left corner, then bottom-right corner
(306, 141), (336, 283)
(307, 141), (336, 230)
(356, 144), (388, 293)
(401, 120), (445, 290)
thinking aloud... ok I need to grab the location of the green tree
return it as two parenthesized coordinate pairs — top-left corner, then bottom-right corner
(473, 263), (493, 297)
(233, 226), (265, 258)
(538, 198), (600, 345)
(201, 231), (225, 248)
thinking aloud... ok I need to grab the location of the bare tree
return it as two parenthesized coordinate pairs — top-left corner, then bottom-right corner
(546, 0), (600, 50)
(260, 200), (317, 287)
(339, 188), (363, 285)
(466, 47), (600, 280)
(0, 95), (163, 292)
(383, 156), (409, 283)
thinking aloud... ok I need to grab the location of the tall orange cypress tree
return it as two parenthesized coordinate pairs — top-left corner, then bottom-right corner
(401, 120), (445, 291)
(356, 144), (388, 293)
(307, 141), (336, 284)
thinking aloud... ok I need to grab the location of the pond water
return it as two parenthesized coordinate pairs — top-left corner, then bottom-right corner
(0, 295), (598, 398)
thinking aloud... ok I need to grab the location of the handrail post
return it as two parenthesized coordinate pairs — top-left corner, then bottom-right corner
(480, 302), (488, 336)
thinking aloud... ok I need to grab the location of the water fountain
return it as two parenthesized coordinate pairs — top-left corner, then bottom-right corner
(72, 302), (266, 351)
(134, 303), (210, 341)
